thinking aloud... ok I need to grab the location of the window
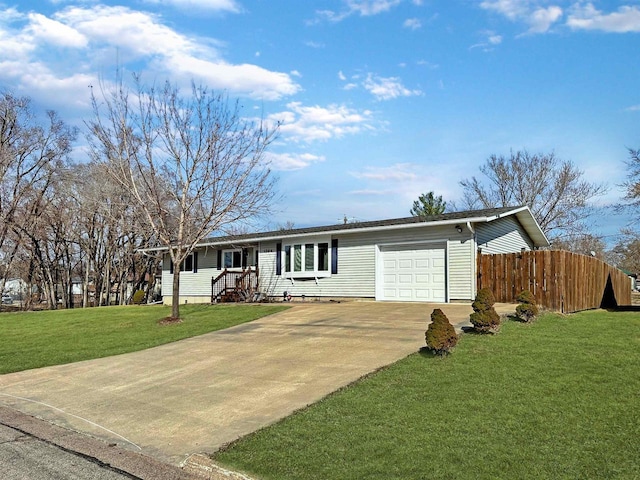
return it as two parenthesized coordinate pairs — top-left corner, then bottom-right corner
(223, 250), (242, 268)
(170, 252), (198, 273)
(280, 239), (332, 277)
(181, 254), (193, 272)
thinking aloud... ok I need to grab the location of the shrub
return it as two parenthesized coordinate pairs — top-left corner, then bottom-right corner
(425, 308), (458, 355)
(470, 288), (501, 333)
(131, 290), (146, 305)
(515, 289), (539, 323)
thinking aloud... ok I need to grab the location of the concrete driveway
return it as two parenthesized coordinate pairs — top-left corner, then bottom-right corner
(0, 301), (514, 466)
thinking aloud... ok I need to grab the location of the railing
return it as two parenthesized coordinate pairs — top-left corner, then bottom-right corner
(211, 267), (259, 303)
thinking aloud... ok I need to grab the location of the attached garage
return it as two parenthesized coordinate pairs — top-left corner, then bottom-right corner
(376, 243), (446, 302)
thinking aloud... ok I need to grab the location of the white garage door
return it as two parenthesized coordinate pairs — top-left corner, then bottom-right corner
(379, 244), (446, 302)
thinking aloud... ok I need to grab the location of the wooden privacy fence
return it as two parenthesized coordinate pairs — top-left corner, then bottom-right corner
(477, 250), (631, 313)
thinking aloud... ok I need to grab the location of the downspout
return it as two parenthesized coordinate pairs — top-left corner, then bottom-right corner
(466, 222), (477, 299)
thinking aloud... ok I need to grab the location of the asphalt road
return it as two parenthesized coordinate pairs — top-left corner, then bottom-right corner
(0, 423), (132, 480)
(0, 407), (202, 480)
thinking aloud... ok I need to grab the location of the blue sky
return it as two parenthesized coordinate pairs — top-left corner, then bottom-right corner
(1, 0), (638, 241)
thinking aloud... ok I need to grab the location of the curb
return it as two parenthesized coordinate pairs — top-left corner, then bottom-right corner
(0, 405), (200, 479)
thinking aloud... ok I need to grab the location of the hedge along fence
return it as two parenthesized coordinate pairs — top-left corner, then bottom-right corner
(477, 250), (631, 313)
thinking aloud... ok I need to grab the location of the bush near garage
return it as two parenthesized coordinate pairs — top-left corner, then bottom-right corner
(425, 308), (458, 356)
(470, 288), (501, 333)
(515, 289), (539, 323)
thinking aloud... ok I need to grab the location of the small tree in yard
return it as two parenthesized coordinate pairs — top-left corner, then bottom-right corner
(470, 288), (501, 333)
(87, 75), (278, 320)
(515, 290), (539, 323)
(425, 308), (458, 355)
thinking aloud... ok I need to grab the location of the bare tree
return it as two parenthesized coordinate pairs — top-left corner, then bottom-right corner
(410, 191), (446, 217)
(87, 76), (278, 319)
(551, 234), (607, 259)
(606, 228), (640, 273)
(621, 147), (640, 213)
(459, 150), (606, 240)
(0, 92), (76, 297)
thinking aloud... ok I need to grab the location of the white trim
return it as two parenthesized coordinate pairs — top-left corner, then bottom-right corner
(281, 237), (332, 279)
(139, 206), (549, 253)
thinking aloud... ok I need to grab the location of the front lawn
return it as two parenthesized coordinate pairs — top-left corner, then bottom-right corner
(214, 310), (640, 480)
(0, 304), (287, 374)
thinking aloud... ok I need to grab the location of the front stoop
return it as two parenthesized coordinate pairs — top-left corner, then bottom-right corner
(182, 454), (255, 480)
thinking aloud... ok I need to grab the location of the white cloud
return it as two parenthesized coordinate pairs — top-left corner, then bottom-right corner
(56, 6), (203, 59)
(417, 59), (439, 69)
(338, 70), (347, 81)
(363, 73), (422, 100)
(164, 57), (300, 100)
(350, 163), (418, 182)
(625, 105), (640, 112)
(266, 152), (326, 171)
(527, 6), (563, 33)
(26, 13), (87, 48)
(142, 0), (241, 13)
(567, 3), (640, 33)
(480, 0), (563, 34)
(267, 102), (376, 143)
(480, 0), (528, 20)
(403, 18), (422, 30)
(315, 0), (402, 22)
(348, 0), (402, 16)
(304, 40), (325, 48)
(0, 5), (300, 103)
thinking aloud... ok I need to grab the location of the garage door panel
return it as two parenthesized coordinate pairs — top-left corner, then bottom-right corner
(380, 244), (445, 302)
(398, 259), (412, 269)
(384, 288), (398, 298)
(384, 260), (397, 269)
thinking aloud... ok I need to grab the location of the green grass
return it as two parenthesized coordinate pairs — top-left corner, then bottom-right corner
(214, 310), (640, 480)
(0, 304), (287, 374)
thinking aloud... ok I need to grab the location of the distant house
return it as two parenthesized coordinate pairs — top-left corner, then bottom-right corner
(1, 278), (28, 299)
(147, 206), (549, 305)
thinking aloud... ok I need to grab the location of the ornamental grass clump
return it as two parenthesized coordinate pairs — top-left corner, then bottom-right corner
(425, 308), (458, 356)
(515, 289), (539, 323)
(470, 288), (501, 333)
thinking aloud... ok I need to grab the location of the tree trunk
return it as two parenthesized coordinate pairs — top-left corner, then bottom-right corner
(171, 268), (181, 319)
(83, 258), (90, 308)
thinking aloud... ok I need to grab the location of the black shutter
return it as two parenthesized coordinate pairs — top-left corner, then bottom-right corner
(169, 257), (174, 274)
(217, 250), (222, 270)
(331, 239), (338, 274)
(242, 248), (248, 268)
(276, 243), (282, 276)
(193, 252), (198, 273)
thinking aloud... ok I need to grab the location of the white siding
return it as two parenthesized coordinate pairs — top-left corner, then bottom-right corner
(161, 247), (219, 300)
(259, 225), (474, 301)
(161, 246), (257, 303)
(476, 217), (533, 254)
(449, 238), (475, 300)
